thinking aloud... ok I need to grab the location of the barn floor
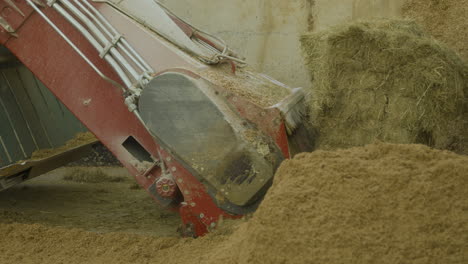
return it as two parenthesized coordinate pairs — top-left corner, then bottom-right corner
(0, 167), (179, 237)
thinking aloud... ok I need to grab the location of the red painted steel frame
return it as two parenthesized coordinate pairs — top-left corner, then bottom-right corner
(0, 1), (289, 236)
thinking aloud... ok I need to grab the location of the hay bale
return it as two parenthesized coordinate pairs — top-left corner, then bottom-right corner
(300, 19), (468, 153)
(403, 0), (468, 63)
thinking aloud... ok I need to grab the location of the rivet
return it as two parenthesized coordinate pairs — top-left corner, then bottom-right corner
(171, 167), (176, 172)
(166, 157), (172, 162)
(177, 178), (183, 183)
(199, 213), (204, 218)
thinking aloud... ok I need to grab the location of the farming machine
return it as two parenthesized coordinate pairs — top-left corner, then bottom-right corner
(0, 0), (313, 236)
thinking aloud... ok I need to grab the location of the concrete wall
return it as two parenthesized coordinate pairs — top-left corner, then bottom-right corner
(159, 0), (404, 89)
(314, 0), (404, 30)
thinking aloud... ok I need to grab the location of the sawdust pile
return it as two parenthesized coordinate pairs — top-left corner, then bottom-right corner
(1, 143), (467, 263)
(403, 0), (468, 63)
(204, 143), (468, 264)
(0, 223), (181, 263)
(31, 132), (97, 160)
(300, 19), (468, 152)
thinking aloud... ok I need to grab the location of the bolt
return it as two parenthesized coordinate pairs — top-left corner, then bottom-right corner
(177, 178), (183, 183)
(166, 157), (172, 162)
(82, 99), (92, 106)
(199, 213), (204, 218)
(184, 190), (190, 195)
(210, 222), (216, 228)
(171, 167), (177, 172)
(190, 202), (196, 207)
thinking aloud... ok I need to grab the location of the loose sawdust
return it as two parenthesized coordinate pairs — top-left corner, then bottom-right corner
(31, 132), (97, 160)
(1, 143), (466, 263)
(0, 167), (179, 237)
(403, 0), (468, 63)
(300, 19), (468, 153)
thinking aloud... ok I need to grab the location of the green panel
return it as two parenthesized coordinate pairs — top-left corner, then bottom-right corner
(0, 75), (36, 156)
(17, 66), (67, 147)
(36, 79), (85, 140)
(0, 136), (11, 167)
(0, 103), (24, 165)
(0, 61), (88, 168)
(0, 68), (51, 150)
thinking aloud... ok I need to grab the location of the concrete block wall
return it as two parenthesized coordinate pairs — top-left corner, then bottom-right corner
(159, 0), (404, 89)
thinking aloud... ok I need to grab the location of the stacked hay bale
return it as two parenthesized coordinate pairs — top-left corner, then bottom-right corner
(300, 19), (468, 153)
